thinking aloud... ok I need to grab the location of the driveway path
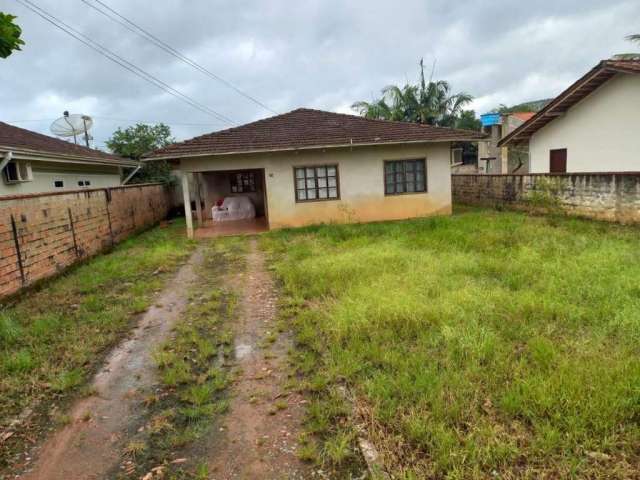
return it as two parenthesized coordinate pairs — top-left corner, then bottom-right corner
(17, 248), (204, 480)
(207, 238), (312, 479)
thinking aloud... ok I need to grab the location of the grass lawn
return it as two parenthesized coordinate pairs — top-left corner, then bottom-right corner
(0, 220), (195, 432)
(263, 209), (640, 479)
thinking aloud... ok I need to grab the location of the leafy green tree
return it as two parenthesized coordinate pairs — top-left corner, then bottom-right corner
(106, 123), (175, 184)
(351, 58), (473, 127)
(455, 110), (482, 131)
(0, 13), (25, 58)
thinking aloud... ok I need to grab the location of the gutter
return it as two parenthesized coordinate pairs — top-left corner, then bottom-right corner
(0, 151), (13, 172)
(121, 164), (142, 185)
(0, 145), (138, 168)
(144, 136), (488, 161)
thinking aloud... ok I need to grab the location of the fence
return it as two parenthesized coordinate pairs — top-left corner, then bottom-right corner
(0, 183), (172, 300)
(452, 173), (640, 224)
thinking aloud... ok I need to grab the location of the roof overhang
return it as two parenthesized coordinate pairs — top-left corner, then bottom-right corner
(499, 60), (639, 147)
(144, 137), (486, 161)
(0, 145), (139, 168)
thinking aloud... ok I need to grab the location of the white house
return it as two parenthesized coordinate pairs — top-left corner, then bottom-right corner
(499, 59), (640, 173)
(145, 108), (485, 238)
(0, 122), (139, 196)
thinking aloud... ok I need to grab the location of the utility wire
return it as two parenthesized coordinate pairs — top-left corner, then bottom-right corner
(80, 0), (278, 115)
(15, 0), (236, 125)
(8, 117), (225, 127)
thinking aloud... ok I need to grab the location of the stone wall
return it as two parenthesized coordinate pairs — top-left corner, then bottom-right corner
(0, 184), (172, 300)
(452, 173), (640, 224)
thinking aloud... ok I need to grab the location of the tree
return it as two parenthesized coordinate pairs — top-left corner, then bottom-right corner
(0, 13), (25, 58)
(614, 33), (640, 59)
(351, 58), (473, 127)
(455, 110), (482, 131)
(106, 123), (175, 184)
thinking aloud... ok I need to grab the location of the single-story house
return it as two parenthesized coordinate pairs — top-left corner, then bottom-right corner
(499, 59), (640, 173)
(0, 122), (139, 196)
(144, 108), (484, 237)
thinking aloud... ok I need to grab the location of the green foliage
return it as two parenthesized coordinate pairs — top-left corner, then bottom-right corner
(351, 58), (473, 127)
(455, 109), (482, 131)
(0, 13), (24, 59)
(527, 176), (562, 211)
(0, 220), (195, 425)
(491, 98), (551, 114)
(263, 210), (640, 478)
(106, 123), (175, 184)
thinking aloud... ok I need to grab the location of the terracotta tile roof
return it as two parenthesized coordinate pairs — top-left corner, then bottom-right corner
(500, 59), (640, 146)
(145, 108), (486, 159)
(0, 121), (137, 166)
(510, 112), (536, 122)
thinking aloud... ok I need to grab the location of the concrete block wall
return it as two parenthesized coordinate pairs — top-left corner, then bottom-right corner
(0, 184), (172, 299)
(452, 173), (640, 224)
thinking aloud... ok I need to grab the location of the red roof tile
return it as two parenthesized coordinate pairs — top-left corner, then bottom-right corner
(145, 108), (486, 159)
(500, 59), (640, 146)
(510, 112), (536, 122)
(0, 122), (136, 166)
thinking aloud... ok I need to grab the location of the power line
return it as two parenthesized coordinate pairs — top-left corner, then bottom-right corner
(7, 117), (225, 127)
(80, 0), (278, 115)
(15, 0), (236, 126)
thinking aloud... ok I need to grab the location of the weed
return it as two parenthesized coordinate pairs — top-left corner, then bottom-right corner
(123, 440), (146, 459)
(0, 220), (194, 428)
(262, 210), (640, 477)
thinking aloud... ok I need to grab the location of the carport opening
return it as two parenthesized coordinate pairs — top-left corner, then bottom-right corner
(198, 168), (269, 236)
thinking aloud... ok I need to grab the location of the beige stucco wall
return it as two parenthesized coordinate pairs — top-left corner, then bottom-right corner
(0, 161), (122, 196)
(529, 73), (640, 173)
(180, 142), (453, 229)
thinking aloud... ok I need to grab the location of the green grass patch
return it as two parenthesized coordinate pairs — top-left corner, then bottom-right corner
(263, 210), (640, 478)
(0, 220), (194, 431)
(115, 237), (245, 479)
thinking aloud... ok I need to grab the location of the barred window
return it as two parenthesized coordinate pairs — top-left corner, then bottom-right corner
(384, 159), (426, 195)
(230, 172), (256, 193)
(294, 165), (339, 202)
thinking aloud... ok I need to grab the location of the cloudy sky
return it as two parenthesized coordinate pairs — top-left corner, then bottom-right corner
(1, 0), (638, 150)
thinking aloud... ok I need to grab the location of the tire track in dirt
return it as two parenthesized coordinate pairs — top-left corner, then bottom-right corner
(15, 247), (205, 480)
(206, 238), (313, 479)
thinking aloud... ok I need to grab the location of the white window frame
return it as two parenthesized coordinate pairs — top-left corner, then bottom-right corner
(2, 161), (33, 184)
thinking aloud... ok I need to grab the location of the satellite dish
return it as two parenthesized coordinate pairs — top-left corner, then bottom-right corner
(50, 111), (94, 147)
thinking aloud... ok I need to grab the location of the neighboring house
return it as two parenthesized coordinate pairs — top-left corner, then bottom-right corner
(0, 122), (138, 196)
(499, 59), (640, 173)
(144, 108), (484, 237)
(477, 111), (535, 174)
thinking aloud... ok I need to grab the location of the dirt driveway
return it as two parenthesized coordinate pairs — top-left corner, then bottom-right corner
(12, 238), (313, 480)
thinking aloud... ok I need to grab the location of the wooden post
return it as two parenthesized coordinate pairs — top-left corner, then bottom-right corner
(181, 172), (194, 239)
(194, 173), (204, 226)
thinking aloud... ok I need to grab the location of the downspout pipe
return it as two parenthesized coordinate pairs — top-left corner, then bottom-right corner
(121, 163), (142, 185)
(0, 151), (13, 172)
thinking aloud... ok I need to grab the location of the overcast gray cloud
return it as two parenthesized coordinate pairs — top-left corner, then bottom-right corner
(1, 0), (638, 149)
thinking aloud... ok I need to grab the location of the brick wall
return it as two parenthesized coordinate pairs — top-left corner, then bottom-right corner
(452, 173), (640, 224)
(0, 184), (172, 300)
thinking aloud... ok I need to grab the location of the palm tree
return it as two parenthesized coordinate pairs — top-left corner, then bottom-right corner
(614, 34), (640, 59)
(351, 58), (473, 126)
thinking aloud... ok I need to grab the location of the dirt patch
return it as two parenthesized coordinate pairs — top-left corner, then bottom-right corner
(14, 248), (205, 480)
(206, 238), (314, 479)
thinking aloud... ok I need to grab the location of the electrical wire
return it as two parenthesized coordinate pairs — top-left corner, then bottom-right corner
(7, 117), (225, 127)
(80, 0), (278, 116)
(15, 0), (236, 126)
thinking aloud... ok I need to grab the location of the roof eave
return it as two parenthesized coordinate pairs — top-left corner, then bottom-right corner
(144, 136), (485, 161)
(499, 61), (639, 147)
(0, 145), (139, 167)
